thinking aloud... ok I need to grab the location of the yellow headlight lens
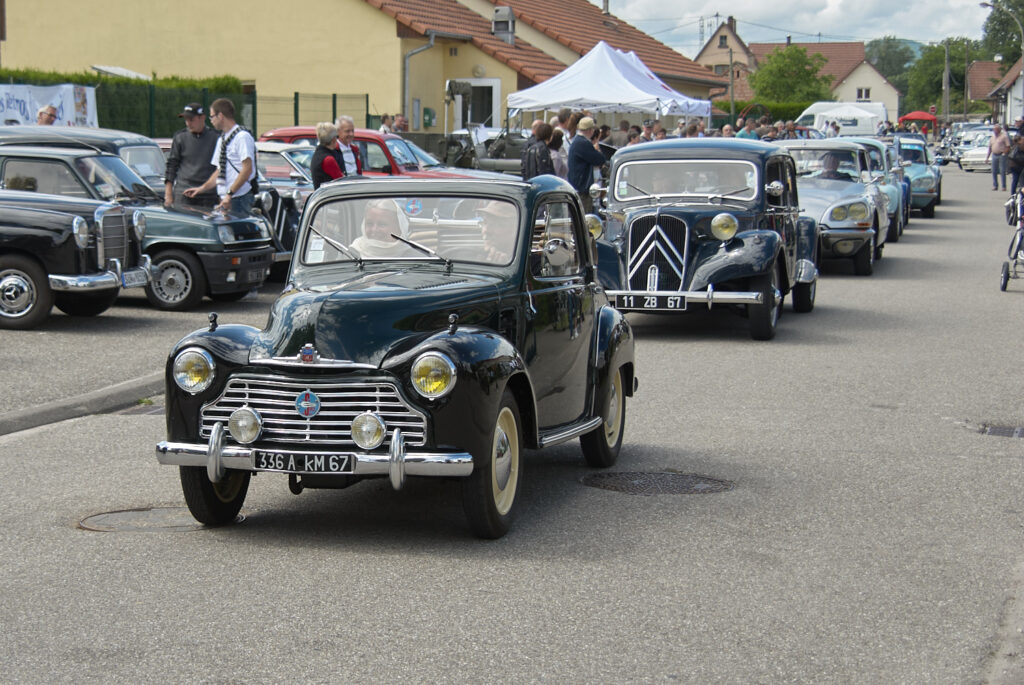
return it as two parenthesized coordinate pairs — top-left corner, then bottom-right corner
(585, 214), (604, 239)
(848, 203), (869, 221)
(411, 352), (457, 399)
(172, 348), (215, 394)
(710, 213), (738, 241)
(830, 206), (849, 221)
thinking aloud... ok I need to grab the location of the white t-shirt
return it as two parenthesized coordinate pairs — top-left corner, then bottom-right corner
(211, 125), (256, 197)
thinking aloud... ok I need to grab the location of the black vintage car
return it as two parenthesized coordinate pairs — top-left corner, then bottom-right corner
(596, 138), (819, 340)
(0, 146), (274, 310)
(156, 176), (636, 538)
(0, 197), (152, 329)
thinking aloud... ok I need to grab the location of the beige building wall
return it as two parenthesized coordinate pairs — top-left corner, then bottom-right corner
(2, 0), (404, 110)
(832, 64), (900, 120)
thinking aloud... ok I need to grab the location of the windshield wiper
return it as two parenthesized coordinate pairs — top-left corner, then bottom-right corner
(310, 225), (362, 267)
(389, 233), (453, 272)
(708, 186), (751, 202)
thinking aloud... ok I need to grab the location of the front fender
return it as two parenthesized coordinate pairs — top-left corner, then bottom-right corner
(591, 304), (635, 416)
(688, 230), (781, 291)
(381, 326), (536, 458)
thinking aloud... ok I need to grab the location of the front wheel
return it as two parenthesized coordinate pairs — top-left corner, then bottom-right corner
(179, 466), (250, 526)
(853, 237), (875, 276)
(146, 250), (207, 311)
(748, 264), (781, 341)
(1001, 261), (1011, 291)
(54, 290), (119, 317)
(461, 390), (522, 539)
(887, 211), (901, 243)
(921, 201), (935, 218)
(0, 254), (53, 330)
(581, 367), (626, 467)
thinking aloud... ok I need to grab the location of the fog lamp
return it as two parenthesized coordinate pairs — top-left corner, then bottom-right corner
(228, 407), (262, 444)
(351, 412), (386, 450)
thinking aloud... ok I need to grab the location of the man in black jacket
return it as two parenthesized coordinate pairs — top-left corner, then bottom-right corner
(164, 103), (219, 208)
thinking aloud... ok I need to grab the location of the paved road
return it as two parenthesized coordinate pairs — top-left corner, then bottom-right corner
(2, 166), (1023, 683)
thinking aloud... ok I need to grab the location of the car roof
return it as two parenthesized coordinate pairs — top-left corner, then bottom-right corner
(0, 145), (119, 159)
(0, 125), (158, 150)
(256, 140), (310, 153)
(775, 139), (865, 152)
(261, 126), (406, 143)
(612, 138), (789, 163)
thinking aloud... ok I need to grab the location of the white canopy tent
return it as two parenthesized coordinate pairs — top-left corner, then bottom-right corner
(506, 41), (711, 118)
(811, 104), (880, 135)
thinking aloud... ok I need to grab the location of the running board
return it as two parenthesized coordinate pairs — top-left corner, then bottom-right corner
(537, 417), (603, 448)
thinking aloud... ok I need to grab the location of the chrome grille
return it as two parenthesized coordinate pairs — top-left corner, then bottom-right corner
(626, 214), (689, 291)
(95, 207), (131, 267)
(200, 374), (427, 448)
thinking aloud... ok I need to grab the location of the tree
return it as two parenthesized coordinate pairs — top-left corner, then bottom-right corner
(867, 36), (915, 96)
(904, 38), (990, 115)
(981, 0), (1024, 65)
(748, 45), (834, 102)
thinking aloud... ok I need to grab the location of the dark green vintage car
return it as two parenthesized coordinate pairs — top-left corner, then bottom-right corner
(156, 176), (636, 538)
(596, 139), (819, 340)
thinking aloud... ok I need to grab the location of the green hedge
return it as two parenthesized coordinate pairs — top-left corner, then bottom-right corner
(0, 68), (245, 137)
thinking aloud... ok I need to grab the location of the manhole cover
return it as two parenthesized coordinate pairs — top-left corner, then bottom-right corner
(581, 472), (733, 495)
(981, 425), (1024, 438)
(79, 506), (244, 532)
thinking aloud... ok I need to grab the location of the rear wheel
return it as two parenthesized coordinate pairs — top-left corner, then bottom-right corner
(748, 264), (781, 340)
(581, 367), (626, 467)
(0, 254), (53, 330)
(461, 390), (522, 538)
(853, 237), (875, 276)
(146, 250), (207, 311)
(54, 290), (119, 317)
(1001, 261), (1011, 291)
(179, 466), (250, 526)
(887, 211), (901, 243)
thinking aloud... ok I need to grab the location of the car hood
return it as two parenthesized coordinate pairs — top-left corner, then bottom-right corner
(250, 268), (507, 367)
(798, 179), (872, 219)
(904, 163), (937, 180)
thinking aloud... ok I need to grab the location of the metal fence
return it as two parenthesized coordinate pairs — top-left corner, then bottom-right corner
(92, 84), (370, 138)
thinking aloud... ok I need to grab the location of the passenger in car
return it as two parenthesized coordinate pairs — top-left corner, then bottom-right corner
(350, 199), (413, 258)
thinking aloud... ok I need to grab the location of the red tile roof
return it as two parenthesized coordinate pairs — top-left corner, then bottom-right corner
(480, 0), (726, 86)
(970, 60), (1009, 99)
(989, 58), (1021, 96)
(365, 0), (567, 83)
(749, 42), (866, 85)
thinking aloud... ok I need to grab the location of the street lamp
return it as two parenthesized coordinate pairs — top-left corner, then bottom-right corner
(981, 1), (1024, 123)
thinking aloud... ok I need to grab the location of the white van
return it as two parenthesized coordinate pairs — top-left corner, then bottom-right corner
(797, 102), (889, 133)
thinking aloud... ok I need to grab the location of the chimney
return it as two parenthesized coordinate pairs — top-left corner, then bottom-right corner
(603, 0), (609, 14)
(492, 6), (515, 45)
(727, 16), (736, 33)
(786, 35), (791, 46)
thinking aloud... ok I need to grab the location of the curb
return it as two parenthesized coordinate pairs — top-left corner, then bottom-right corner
(0, 371), (165, 437)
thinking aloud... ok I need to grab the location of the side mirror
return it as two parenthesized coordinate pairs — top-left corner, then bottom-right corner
(765, 180), (784, 197)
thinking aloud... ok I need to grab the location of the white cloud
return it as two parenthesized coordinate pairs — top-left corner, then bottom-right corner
(590, 0), (990, 57)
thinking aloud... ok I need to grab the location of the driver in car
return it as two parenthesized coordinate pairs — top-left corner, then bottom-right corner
(819, 152), (853, 181)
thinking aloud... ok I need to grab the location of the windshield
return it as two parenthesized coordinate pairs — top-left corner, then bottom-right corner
(284, 147), (313, 175)
(120, 145), (166, 182)
(302, 196), (519, 266)
(384, 139), (420, 169)
(75, 155), (156, 200)
(900, 145), (928, 164)
(613, 159), (758, 201)
(405, 139), (442, 168)
(789, 148), (861, 180)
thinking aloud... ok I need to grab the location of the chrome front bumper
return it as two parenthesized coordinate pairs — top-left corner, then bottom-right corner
(606, 285), (766, 308)
(156, 424), (474, 492)
(48, 256), (154, 292)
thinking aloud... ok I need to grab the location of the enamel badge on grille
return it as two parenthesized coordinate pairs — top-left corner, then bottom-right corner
(300, 344), (318, 364)
(295, 390), (320, 418)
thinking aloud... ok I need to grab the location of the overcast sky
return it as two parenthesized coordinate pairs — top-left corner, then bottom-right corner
(596, 0), (992, 58)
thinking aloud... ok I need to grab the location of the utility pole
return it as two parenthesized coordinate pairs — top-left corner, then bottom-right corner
(729, 47), (735, 124)
(964, 40), (969, 120)
(943, 40), (950, 123)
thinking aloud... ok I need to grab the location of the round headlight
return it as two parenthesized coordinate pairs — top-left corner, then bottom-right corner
(257, 191), (273, 210)
(228, 407), (262, 444)
(172, 347), (216, 394)
(351, 412), (386, 450)
(72, 215), (89, 249)
(710, 213), (738, 241)
(585, 214), (604, 239)
(830, 206), (849, 222)
(132, 210), (146, 241)
(848, 203), (869, 221)
(411, 352), (457, 399)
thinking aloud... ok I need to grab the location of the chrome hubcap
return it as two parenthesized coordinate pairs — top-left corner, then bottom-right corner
(0, 270), (35, 318)
(494, 428), (511, 490)
(153, 260), (191, 303)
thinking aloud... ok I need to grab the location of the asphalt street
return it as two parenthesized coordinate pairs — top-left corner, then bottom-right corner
(1, 165), (1023, 683)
